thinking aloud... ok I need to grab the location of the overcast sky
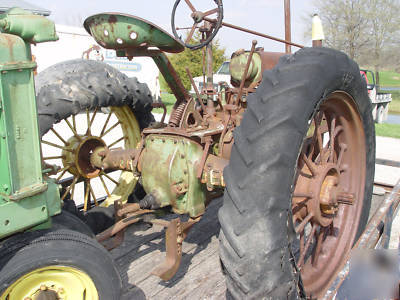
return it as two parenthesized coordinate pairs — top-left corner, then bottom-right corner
(31, 0), (314, 54)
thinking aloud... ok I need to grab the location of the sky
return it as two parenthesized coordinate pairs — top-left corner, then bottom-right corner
(30, 0), (314, 55)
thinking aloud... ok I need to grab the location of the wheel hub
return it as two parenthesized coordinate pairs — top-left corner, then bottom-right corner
(62, 135), (106, 179)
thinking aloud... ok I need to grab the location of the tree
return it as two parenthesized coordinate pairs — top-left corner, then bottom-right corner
(307, 0), (400, 84)
(160, 33), (226, 93)
(363, 0), (400, 84)
(308, 0), (370, 60)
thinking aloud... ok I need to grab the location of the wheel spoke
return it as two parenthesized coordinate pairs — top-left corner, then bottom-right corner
(100, 111), (113, 137)
(203, 8), (219, 16)
(84, 180), (90, 211)
(328, 116), (336, 162)
(101, 171), (119, 186)
(43, 155), (65, 160)
(298, 224), (317, 267)
(184, 0), (196, 12)
(89, 107), (98, 131)
(108, 136), (125, 148)
(301, 153), (317, 176)
(337, 143), (347, 167)
(56, 166), (70, 182)
(295, 213), (313, 234)
(312, 226), (327, 266)
(72, 114), (77, 132)
(50, 128), (68, 145)
(185, 24), (197, 44)
(86, 108), (91, 135)
(88, 181), (98, 206)
(61, 176), (78, 201)
(99, 175), (111, 197)
(64, 118), (82, 141)
(100, 121), (121, 138)
(42, 140), (73, 152)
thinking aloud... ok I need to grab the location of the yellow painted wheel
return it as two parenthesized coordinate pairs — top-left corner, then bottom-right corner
(3, 266), (98, 300)
(0, 229), (122, 299)
(41, 105), (141, 210)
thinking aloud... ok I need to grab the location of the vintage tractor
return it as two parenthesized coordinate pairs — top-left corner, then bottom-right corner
(0, 1), (375, 299)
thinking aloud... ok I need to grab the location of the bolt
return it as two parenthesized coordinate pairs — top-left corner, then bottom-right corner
(183, 170), (187, 175)
(40, 284), (47, 291)
(180, 154), (185, 159)
(162, 139), (165, 143)
(58, 287), (65, 296)
(174, 140), (177, 144)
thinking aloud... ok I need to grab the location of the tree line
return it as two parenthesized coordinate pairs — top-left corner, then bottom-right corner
(309, 0), (400, 84)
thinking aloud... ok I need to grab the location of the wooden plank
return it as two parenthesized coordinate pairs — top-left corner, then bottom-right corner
(112, 198), (225, 298)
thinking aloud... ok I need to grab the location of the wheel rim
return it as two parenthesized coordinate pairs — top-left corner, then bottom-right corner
(291, 91), (366, 296)
(41, 105), (141, 210)
(2, 265), (98, 300)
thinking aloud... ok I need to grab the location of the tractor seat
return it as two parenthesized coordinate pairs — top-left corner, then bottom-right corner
(84, 13), (184, 53)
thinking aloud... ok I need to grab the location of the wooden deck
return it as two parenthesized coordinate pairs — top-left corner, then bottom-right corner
(112, 192), (387, 299)
(111, 197), (226, 299)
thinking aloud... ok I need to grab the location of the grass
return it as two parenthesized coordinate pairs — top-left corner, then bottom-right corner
(375, 123), (400, 139)
(377, 70), (400, 87)
(363, 69), (400, 87)
(152, 93), (176, 115)
(387, 90), (400, 114)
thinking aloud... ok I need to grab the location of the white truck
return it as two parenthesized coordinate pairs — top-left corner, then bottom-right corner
(360, 69), (392, 123)
(191, 61), (231, 93)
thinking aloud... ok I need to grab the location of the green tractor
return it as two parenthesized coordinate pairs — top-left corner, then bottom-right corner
(0, 1), (375, 299)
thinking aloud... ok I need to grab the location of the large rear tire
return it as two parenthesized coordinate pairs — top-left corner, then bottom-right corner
(219, 47), (375, 299)
(36, 59), (154, 214)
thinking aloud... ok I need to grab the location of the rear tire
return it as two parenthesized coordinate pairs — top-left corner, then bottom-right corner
(0, 229), (122, 299)
(218, 47), (375, 299)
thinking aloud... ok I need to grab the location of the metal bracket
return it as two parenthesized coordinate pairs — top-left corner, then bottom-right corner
(151, 217), (201, 280)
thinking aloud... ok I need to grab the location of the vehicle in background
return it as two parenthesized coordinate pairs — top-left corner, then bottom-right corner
(191, 61), (231, 93)
(360, 69), (392, 123)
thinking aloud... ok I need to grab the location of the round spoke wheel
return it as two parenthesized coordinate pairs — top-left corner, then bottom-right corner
(36, 59), (154, 212)
(171, 0), (224, 49)
(218, 47), (374, 299)
(42, 105), (141, 211)
(292, 92), (366, 295)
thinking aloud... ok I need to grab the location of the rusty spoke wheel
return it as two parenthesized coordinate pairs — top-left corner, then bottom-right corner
(292, 92), (369, 295)
(218, 48), (374, 299)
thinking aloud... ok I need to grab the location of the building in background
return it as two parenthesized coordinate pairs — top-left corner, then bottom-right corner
(0, 1), (161, 99)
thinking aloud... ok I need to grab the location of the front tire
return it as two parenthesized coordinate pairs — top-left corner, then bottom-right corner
(219, 47), (375, 299)
(0, 229), (122, 299)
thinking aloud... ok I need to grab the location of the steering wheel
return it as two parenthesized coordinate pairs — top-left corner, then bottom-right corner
(171, 0), (223, 50)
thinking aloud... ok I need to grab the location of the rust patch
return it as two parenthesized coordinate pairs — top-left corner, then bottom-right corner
(108, 15), (118, 24)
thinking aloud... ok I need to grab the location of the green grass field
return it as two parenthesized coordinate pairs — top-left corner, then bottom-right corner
(375, 123), (400, 139)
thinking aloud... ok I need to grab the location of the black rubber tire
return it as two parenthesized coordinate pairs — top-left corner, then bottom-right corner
(35, 59), (155, 138)
(218, 47), (375, 299)
(0, 229), (122, 299)
(52, 209), (95, 237)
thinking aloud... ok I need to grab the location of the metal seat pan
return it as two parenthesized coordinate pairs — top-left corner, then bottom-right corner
(84, 13), (184, 53)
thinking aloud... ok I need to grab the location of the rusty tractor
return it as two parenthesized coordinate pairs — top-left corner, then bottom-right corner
(0, 1), (375, 299)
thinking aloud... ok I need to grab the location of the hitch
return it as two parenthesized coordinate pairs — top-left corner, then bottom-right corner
(151, 217), (201, 280)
